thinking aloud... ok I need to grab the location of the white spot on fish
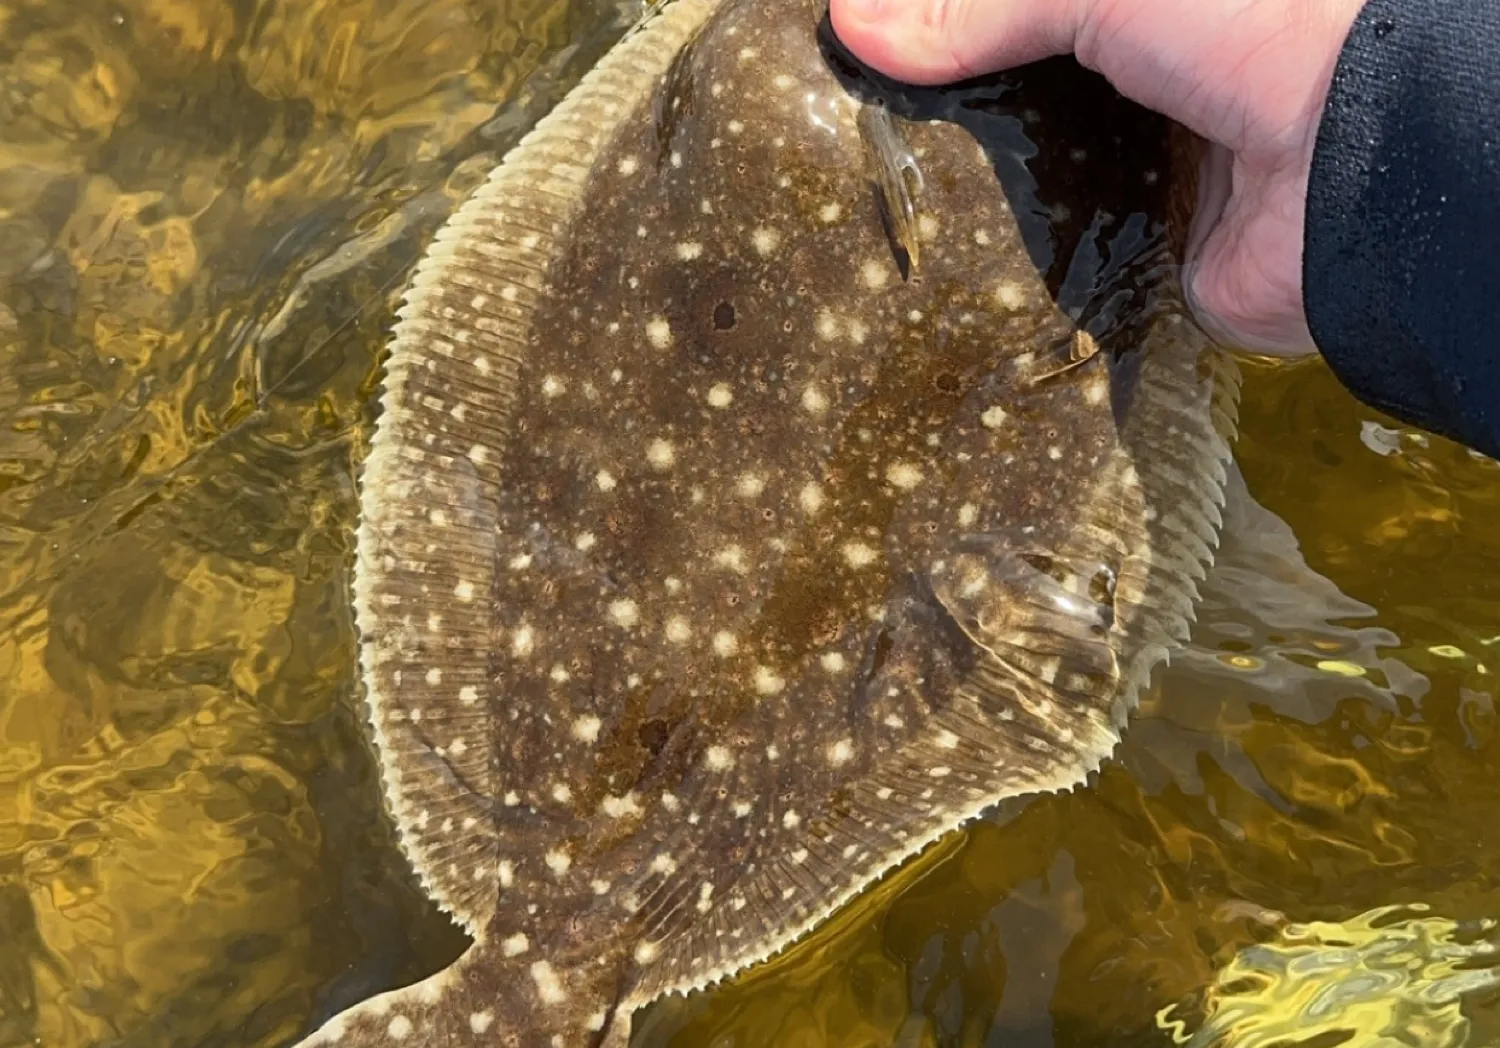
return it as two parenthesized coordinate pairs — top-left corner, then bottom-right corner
(753, 666), (785, 695)
(799, 482), (825, 515)
(541, 375), (565, 397)
(820, 651), (846, 672)
(665, 616), (692, 644)
(387, 1015), (412, 1040)
(646, 438), (675, 469)
(860, 258), (889, 289)
(885, 461), (923, 490)
(530, 962), (566, 1004)
(595, 469), (617, 492)
(801, 385), (828, 414)
(713, 545), (749, 573)
(706, 382), (733, 408)
(782, 809), (801, 828)
(842, 542), (877, 569)
(602, 793), (642, 818)
(828, 738), (854, 765)
(511, 624), (535, 658)
(705, 745), (733, 771)
(751, 227), (780, 256)
(608, 599), (640, 629)
(676, 242), (703, 260)
(712, 631), (738, 657)
(617, 155), (639, 176)
(981, 405), (1007, 429)
(470, 1012), (494, 1034)
(646, 315), (672, 349)
(819, 202), (842, 222)
(544, 849), (572, 876)
(502, 933), (530, 957)
(572, 715), (602, 743)
(994, 281), (1026, 310)
(735, 473), (766, 498)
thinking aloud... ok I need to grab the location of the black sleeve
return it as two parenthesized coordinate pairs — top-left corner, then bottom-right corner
(1303, 0), (1500, 459)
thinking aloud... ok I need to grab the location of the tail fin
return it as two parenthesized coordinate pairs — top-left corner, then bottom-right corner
(291, 938), (634, 1048)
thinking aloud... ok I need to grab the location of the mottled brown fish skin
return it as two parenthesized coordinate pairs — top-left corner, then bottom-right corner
(291, 0), (1238, 1044)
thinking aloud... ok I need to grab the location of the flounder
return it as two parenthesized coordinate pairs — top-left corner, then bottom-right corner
(294, 0), (1240, 1043)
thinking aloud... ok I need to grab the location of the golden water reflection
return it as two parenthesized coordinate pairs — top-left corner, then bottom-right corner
(3, 0), (1500, 1046)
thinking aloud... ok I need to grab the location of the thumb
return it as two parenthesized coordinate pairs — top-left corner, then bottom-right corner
(1183, 148), (1317, 357)
(829, 0), (1087, 85)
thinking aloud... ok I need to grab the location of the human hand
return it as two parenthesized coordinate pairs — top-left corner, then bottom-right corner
(829, 0), (1368, 356)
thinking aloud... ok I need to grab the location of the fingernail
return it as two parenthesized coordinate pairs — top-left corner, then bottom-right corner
(843, 0), (886, 23)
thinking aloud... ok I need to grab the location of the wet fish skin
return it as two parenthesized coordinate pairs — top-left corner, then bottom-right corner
(289, 0), (1238, 1044)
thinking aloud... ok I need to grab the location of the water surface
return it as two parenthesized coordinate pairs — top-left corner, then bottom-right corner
(3, 1), (1500, 1046)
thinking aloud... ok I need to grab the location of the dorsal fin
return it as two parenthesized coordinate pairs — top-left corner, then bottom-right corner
(349, 0), (721, 934)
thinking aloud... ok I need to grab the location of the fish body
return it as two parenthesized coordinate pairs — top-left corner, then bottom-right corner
(295, 0), (1239, 1044)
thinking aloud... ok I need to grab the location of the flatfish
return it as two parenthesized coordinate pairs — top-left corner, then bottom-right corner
(293, 0), (1240, 1043)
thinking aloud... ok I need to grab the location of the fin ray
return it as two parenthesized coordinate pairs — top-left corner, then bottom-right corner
(351, 0), (724, 930)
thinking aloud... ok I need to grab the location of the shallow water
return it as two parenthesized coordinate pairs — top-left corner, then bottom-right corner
(3, 1), (1500, 1047)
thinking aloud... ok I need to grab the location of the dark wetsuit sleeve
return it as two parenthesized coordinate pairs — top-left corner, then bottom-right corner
(1304, 0), (1500, 459)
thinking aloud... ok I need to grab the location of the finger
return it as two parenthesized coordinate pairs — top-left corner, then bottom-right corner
(829, 0), (1087, 85)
